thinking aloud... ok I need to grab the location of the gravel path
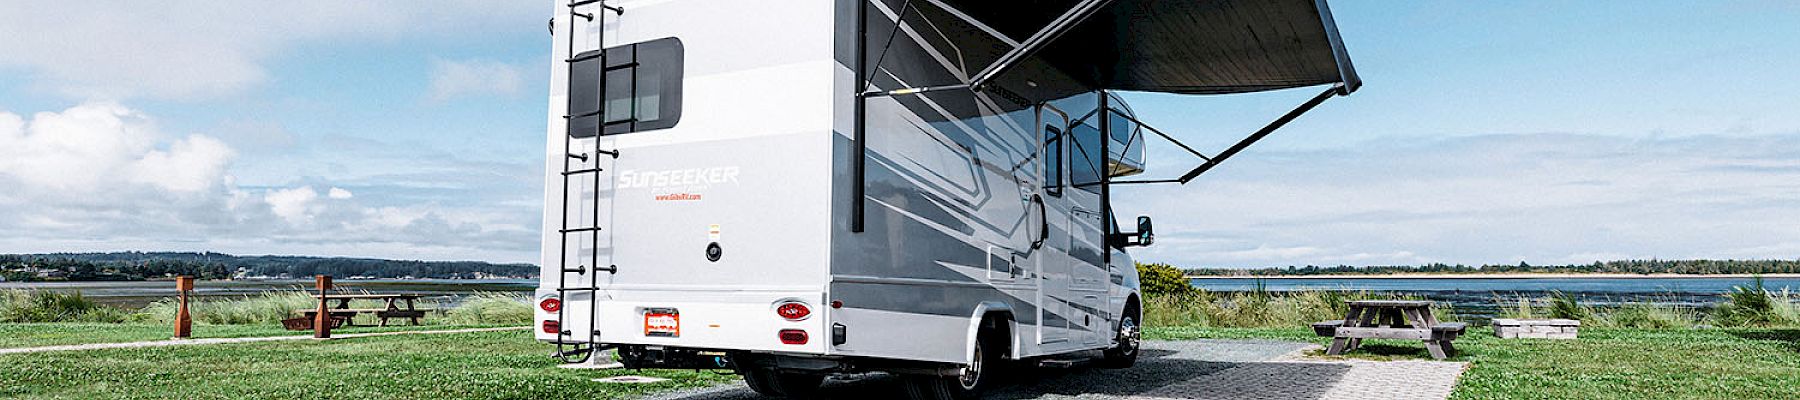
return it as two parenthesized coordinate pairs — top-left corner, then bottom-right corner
(643, 339), (1465, 400)
(0, 326), (530, 355)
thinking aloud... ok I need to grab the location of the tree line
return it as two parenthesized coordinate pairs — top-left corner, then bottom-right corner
(0, 252), (537, 282)
(1183, 259), (1800, 276)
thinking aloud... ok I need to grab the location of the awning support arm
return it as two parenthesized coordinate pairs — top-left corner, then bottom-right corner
(967, 0), (1117, 91)
(1173, 84), (1345, 184)
(858, 0), (1116, 98)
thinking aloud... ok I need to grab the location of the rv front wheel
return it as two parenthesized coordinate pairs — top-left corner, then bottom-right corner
(1099, 307), (1141, 368)
(740, 366), (823, 398)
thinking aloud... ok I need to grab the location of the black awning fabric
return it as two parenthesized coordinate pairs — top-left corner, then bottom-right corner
(944, 0), (1360, 95)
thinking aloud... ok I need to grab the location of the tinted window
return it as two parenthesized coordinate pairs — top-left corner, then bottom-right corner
(1043, 125), (1063, 196)
(568, 37), (684, 137)
(1069, 122), (1103, 193)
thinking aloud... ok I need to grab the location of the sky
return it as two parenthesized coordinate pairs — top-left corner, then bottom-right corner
(0, 1), (1796, 267)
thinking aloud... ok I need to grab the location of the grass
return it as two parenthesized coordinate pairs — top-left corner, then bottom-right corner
(0, 330), (735, 400)
(1145, 326), (1800, 400)
(1, 290), (129, 323)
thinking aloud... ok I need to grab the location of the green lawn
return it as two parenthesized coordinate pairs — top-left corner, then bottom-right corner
(0, 323), (516, 349)
(1149, 326), (1800, 400)
(0, 329), (734, 400)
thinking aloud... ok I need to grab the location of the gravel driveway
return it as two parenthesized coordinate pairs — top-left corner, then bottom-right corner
(644, 339), (1465, 400)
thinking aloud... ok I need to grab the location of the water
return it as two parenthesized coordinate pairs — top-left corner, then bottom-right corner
(1190, 276), (1800, 321)
(0, 279), (536, 308)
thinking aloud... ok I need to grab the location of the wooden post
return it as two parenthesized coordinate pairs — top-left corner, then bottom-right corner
(314, 275), (332, 339)
(173, 276), (194, 339)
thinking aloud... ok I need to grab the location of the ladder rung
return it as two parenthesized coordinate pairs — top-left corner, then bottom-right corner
(555, 287), (599, 292)
(562, 168), (602, 176)
(560, 226), (603, 233)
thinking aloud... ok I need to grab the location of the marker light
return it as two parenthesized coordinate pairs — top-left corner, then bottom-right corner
(776, 302), (811, 321)
(779, 329), (809, 345)
(542, 320), (562, 334)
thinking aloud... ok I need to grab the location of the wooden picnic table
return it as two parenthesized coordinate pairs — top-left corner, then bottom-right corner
(296, 293), (433, 327)
(1312, 300), (1466, 359)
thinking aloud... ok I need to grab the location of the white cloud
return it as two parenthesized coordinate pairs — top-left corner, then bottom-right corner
(0, 2), (543, 100)
(0, 103), (540, 263)
(1116, 133), (1800, 268)
(427, 59), (526, 102)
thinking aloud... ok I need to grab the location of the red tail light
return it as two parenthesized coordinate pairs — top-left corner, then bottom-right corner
(775, 302), (811, 321)
(539, 298), (562, 313)
(542, 320), (561, 334)
(779, 329), (809, 345)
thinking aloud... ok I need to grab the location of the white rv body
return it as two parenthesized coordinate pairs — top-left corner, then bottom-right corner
(530, 0), (1361, 394)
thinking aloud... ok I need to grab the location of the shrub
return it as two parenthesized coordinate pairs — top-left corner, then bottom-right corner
(1549, 290), (1592, 320)
(1136, 263), (1195, 297)
(1714, 276), (1788, 327)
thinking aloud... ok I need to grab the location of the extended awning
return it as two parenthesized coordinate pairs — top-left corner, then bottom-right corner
(870, 0), (1360, 97)
(851, 0), (1364, 232)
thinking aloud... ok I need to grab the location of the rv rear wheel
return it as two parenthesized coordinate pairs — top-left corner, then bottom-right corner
(740, 366), (823, 398)
(904, 324), (1001, 399)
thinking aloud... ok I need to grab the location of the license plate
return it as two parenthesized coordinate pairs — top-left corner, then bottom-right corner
(643, 308), (680, 338)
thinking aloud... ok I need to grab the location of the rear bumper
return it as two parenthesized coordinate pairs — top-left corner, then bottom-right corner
(535, 287), (828, 355)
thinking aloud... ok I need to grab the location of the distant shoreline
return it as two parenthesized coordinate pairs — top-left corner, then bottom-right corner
(1186, 273), (1800, 279)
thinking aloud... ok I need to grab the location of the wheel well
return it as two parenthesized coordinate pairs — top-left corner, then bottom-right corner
(1123, 295), (1141, 321)
(980, 311), (1014, 358)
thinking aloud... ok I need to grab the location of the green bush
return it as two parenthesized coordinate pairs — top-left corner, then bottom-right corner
(1136, 263), (1195, 297)
(1714, 277), (1793, 327)
(1549, 290), (1592, 320)
(0, 289), (129, 323)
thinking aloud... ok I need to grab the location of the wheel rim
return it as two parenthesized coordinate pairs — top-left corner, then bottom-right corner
(1119, 316), (1140, 356)
(958, 342), (983, 390)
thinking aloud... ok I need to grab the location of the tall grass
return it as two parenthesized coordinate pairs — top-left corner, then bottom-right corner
(134, 291), (319, 325)
(1143, 288), (1453, 329)
(442, 293), (532, 325)
(0, 289), (130, 323)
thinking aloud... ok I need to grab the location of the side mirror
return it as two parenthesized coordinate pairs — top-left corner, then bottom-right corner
(1109, 215), (1155, 248)
(1135, 216), (1154, 246)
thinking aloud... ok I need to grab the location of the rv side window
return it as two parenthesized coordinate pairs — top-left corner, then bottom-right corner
(1043, 126), (1064, 197)
(567, 37), (684, 137)
(1069, 122), (1103, 193)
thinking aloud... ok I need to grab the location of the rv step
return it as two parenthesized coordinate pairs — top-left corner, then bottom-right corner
(559, 226), (603, 233)
(1036, 358), (1094, 369)
(561, 168), (603, 176)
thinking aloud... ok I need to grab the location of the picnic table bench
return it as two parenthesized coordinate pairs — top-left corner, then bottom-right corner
(294, 294), (435, 327)
(1312, 300), (1466, 359)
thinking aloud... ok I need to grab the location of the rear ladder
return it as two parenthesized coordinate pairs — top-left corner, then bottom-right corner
(553, 0), (624, 364)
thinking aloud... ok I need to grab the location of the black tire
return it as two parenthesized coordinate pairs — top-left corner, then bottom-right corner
(1099, 307), (1141, 368)
(906, 323), (1002, 400)
(741, 366), (824, 398)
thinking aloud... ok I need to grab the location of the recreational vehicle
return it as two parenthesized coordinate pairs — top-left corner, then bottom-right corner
(534, 0), (1360, 397)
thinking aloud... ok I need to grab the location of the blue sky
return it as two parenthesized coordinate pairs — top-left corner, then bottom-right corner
(1, 1), (1796, 266)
